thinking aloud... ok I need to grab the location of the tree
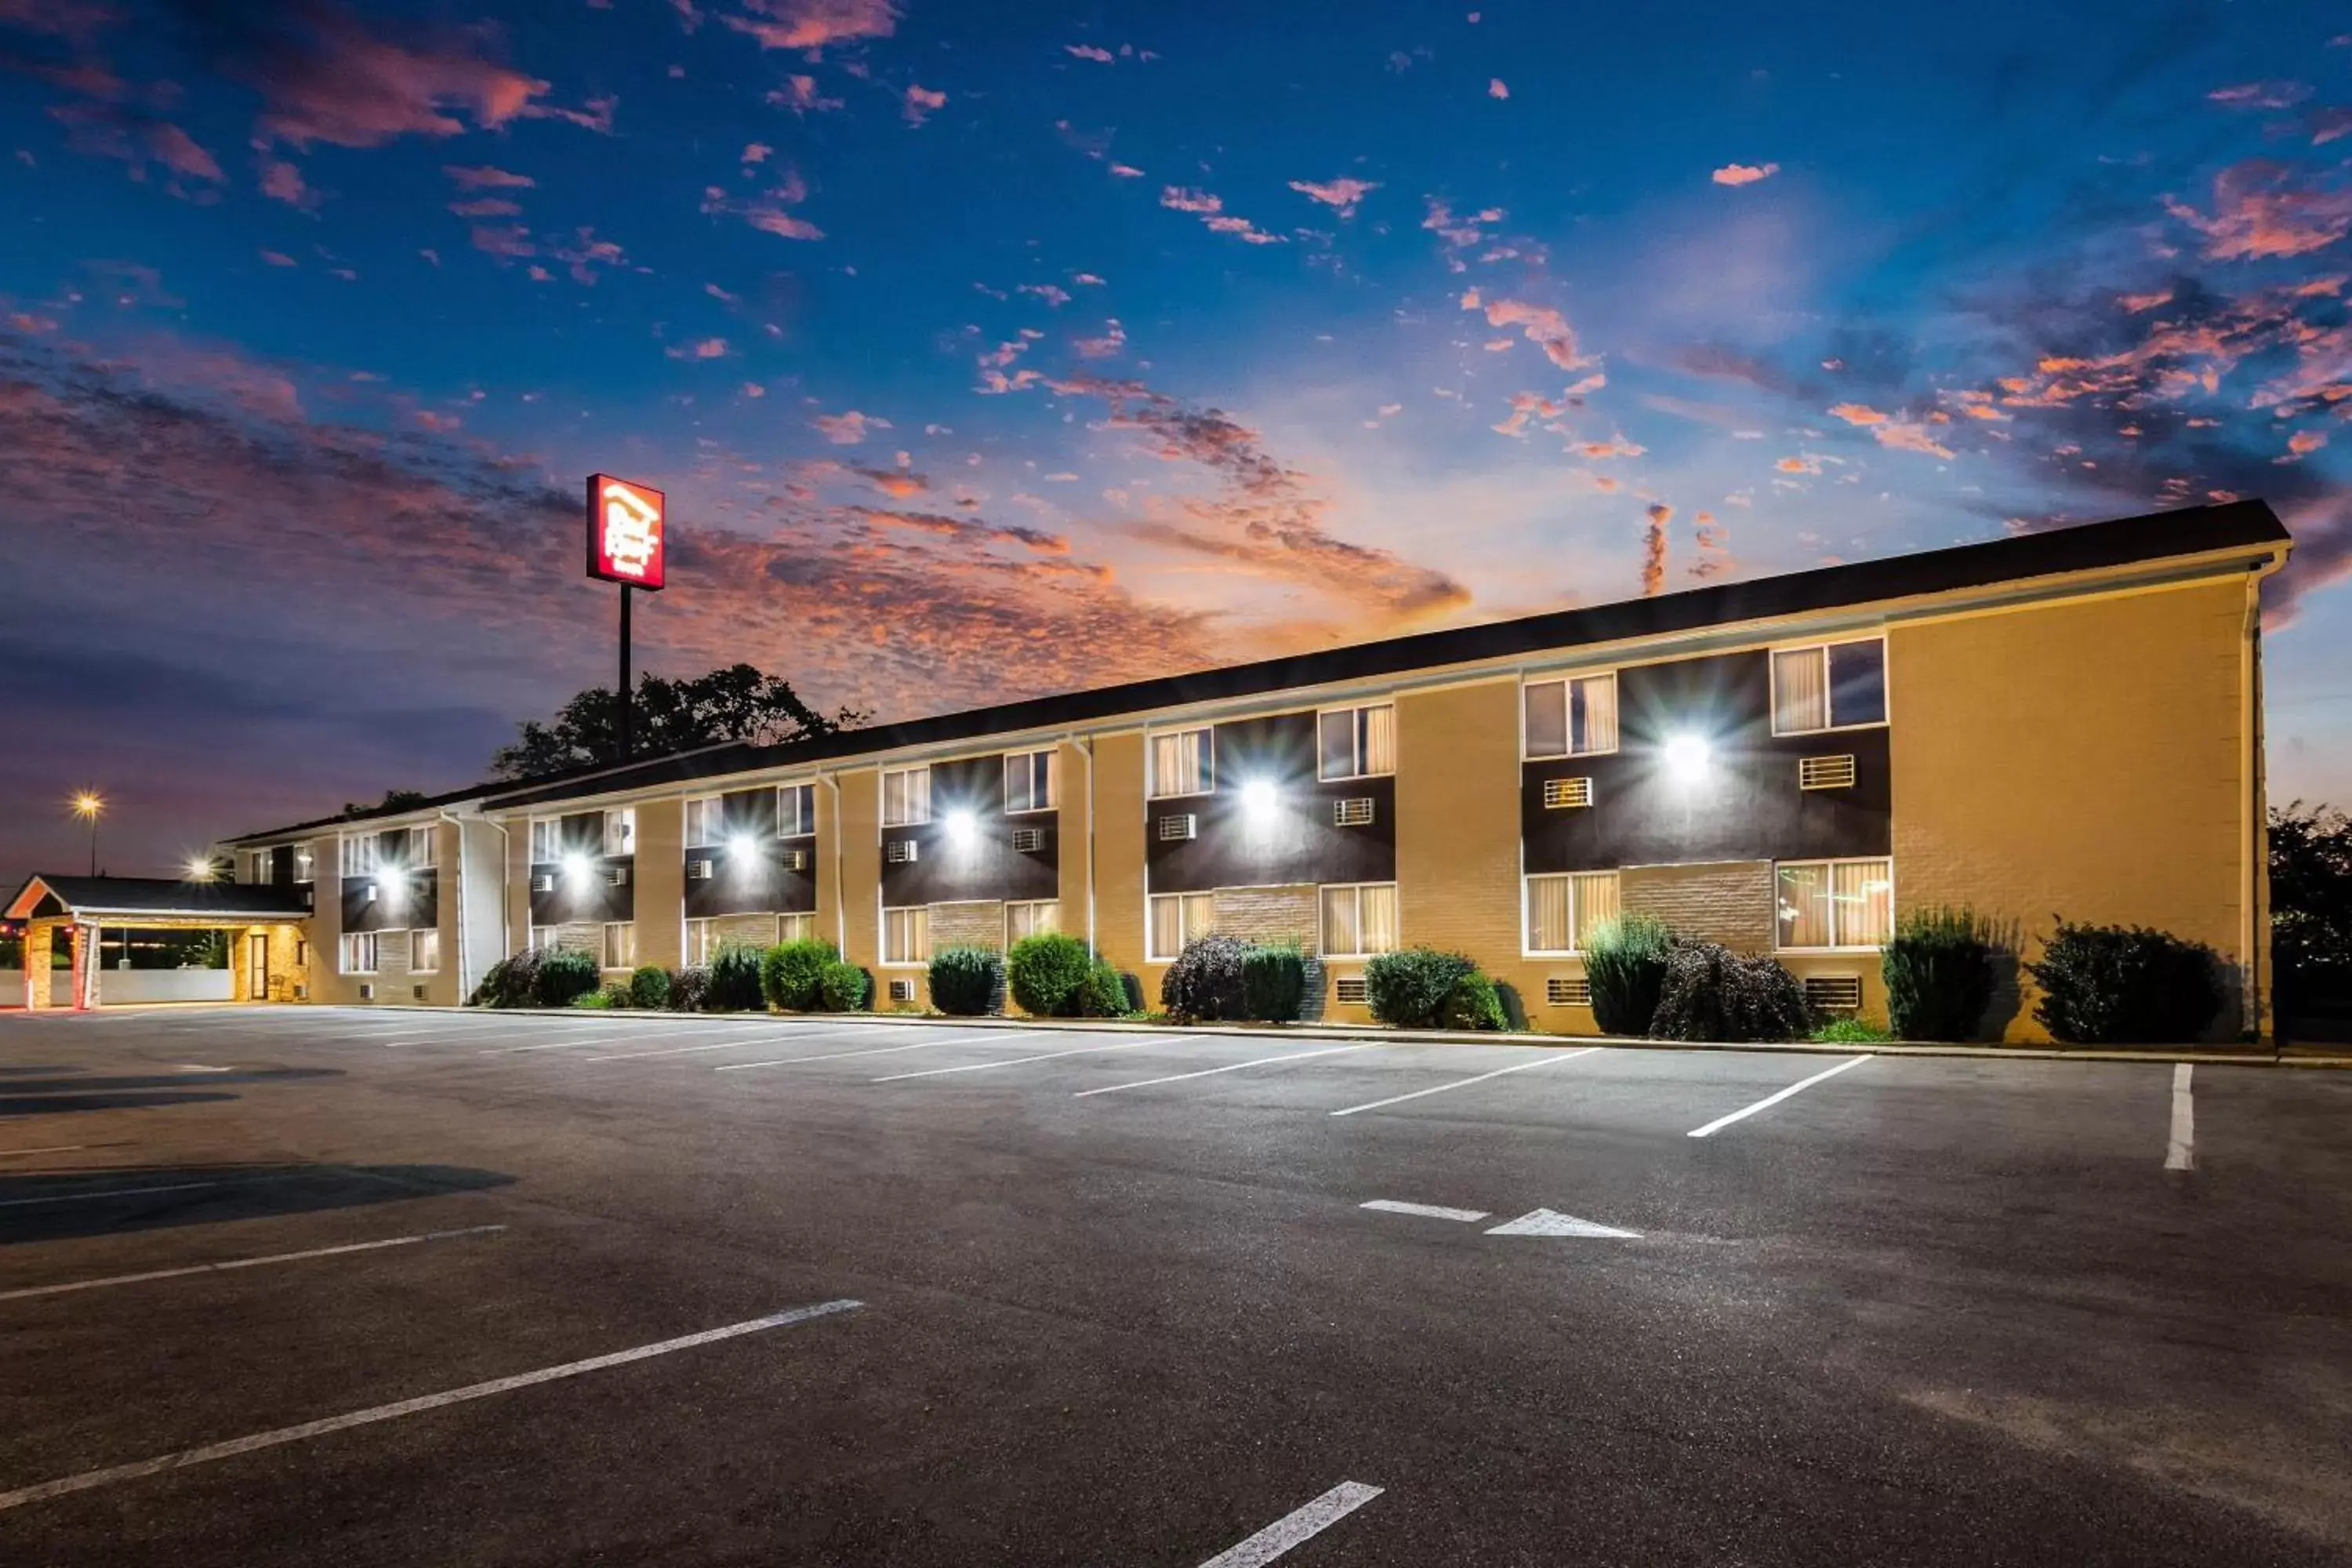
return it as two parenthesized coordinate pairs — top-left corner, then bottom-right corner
(491, 663), (863, 781)
(343, 788), (430, 818)
(2272, 800), (2352, 1016)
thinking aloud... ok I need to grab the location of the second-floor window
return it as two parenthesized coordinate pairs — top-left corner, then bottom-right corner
(684, 797), (720, 848)
(1150, 728), (1214, 798)
(343, 833), (381, 877)
(604, 809), (636, 856)
(1773, 637), (1887, 735)
(1524, 673), (1619, 759)
(405, 825), (435, 869)
(1004, 750), (1057, 813)
(530, 819), (560, 862)
(293, 847), (314, 884)
(1318, 704), (1396, 781)
(882, 766), (931, 827)
(778, 782), (816, 837)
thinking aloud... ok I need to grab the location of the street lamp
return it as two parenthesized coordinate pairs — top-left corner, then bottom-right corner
(71, 791), (103, 877)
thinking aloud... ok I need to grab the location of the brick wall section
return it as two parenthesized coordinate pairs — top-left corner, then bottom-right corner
(1210, 884), (1323, 1021)
(314, 838), (351, 1004)
(635, 798), (684, 971)
(837, 769), (881, 972)
(930, 899), (1005, 951)
(503, 818), (531, 977)
(706, 913), (781, 949)
(1057, 739), (1094, 952)
(1094, 732), (1149, 979)
(1621, 861), (1775, 952)
(22, 923), (51, 1009)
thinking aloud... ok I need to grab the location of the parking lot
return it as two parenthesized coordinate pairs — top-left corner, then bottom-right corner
(2, 1004), (2348, 1566)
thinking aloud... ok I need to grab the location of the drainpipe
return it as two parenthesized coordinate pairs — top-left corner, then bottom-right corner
(1077, 735), (1097, 961)
(821, 771), (846, 953)
(481, 814), (512, 971)
(438, 808), (470, 1001)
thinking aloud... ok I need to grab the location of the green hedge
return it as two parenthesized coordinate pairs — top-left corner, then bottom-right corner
(818, 960), (870, 1012)
(1363, 947), (1476, 1029)
(1160, 935), (1250, 1021)
(706, 943), (766, 1011)
(761, 938), (839, 1011)
(1441, 971), (1507, 1031)
(534, 949), (601, 1009)
(1583, 913), (1674, 1036)
(1008, 932), (1092, 1015)
(2026, 922), (2221, 1044)
(927, 946), (1002, 1016)
(1240, 942), (1308, 1023)
(628, 965), (671, 1011)
(1076, 959), (1134, 1018)
(1882, 906), (1995, 1041)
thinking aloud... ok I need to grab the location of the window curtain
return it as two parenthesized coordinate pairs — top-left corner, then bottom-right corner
(1358, 884), (1399, 953)
(1571, 676), (1619, 754)
(1570, 871), (1621, 949)
(1526, 875), (1572, 951)
(1362, 706), (1397, 775)
(1833, 860), (1893, 947)
(1153, 731), (1206, 796)
(1322, 886), (1360, 955)
(1773, 649), (1828, 732)
(1777, 863), (1831, 947)
(1523, 681), (1568, 758)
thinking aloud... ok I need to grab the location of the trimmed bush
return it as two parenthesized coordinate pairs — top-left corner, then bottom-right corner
(1076, 959), (1133, 1018)
(666, 967), (711, 1013)
(1442, 971), (1507, 1031)
(1583, 913), (1675, 1036)
(571, 987), (611, 1009)
(817, 960), (869, 1012)
(706, 942), (766, 1011)
(628, 964), (671, 1011)
(2026, 922), (2222, 1044)
(760, 938), (839, 1011)
(1882, 906), (1996, 1041)
(1363, 947), (1475, 1029)
(468, 949), (543, 1008)
(1650, 944), (1810, 1043)
(1813, 1017), (1891, 1044)
(532, 948), (601, 1010)
(1008, 931), (1093, 1016)
(1160, 934), (1250, 1022)
(927, 946), (1002, 1016)
(1240, 942), (1308, 1023)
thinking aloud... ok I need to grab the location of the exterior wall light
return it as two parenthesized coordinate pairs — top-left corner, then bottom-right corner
(945, 809), (978, 844)
(185, 857), (215, 882)
(563, 852), (593, 884)
(729, 834), (759, 861)
(1664, 734), (1711, 782)
(1241, 779), (1278, 818)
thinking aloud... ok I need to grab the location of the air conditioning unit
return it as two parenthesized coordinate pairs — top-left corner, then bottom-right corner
(1804, 975), (1863, 1014)
(1542, 776), (1594, 810)
(781, 849), (809, 872)
(604, 865), (630, 887)
(532, 873), (555, 892)
(1011, 828), (1044, 854)
(1158, 813), (1196, 842)
(1799, 754), (1858, 790)
(1546, 976), (1592, 1007)
(686, 859), (712, 880)
(358, 982), (375, 1001)
(887, 978), (916, 1003)
(885, 839), (919, 864)
(1334, 797), (1375, 827)
(1334, 976), (1368, 1004)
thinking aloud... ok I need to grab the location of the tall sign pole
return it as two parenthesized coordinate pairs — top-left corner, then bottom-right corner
(586, 475), (668, 764)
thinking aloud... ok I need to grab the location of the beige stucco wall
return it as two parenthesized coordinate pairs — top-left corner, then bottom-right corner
(836, 768), (881, 975)
(1091, 731), (1150, 996)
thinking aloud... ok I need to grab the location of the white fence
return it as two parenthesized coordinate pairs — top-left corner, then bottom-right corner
(2, 969), (233, 1006)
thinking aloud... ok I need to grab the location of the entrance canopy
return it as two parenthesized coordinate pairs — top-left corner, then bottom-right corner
(6, 873), (313, 926)
(6, 875), (313, 1011)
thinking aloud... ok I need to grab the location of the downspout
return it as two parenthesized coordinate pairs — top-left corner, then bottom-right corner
(1078, 735), (1097, 961)
(2244, 549), (2288, 1047)
(481, 814), (512, 971)
(437, 808), (470, 1001)
(822, 771), (845, 953)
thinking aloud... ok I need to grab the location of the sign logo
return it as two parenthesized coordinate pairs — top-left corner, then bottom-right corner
(586, 474), (666, 590)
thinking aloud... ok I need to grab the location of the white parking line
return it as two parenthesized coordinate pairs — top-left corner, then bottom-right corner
(586, 1029), (865, 1064)
(483, 1025), (743, 1056)
(1360, 1199), (1489, 1222)
(1328, 1047), (1599, 1117)
(0, 1170), (318, 1208)
(1073, 1044), (1377, 1098)
(1686, 1054), (1872, 1138)
(0, 1224), (506, 1302)
(717, 1032), (1055, 1073)
(0, 1299), (862, 1512)
(873, 1036), (1163, 1083)
(2166, 1063), (2195, 1171)
(1198, 1481), (1383, 1566)
(0, 1145), (85, 1158)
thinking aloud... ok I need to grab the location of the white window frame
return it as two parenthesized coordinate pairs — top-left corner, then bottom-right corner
(1316, 703), (1396, 782)
(527, 926), (557, 953)
(604, 808), (637, 857)
(1521, 671), (1621, 760)
(882, 905), (930, 967)
(1004, 749), (1058, 814)
(1769, 635), (1889, 737)
(882, 766), (932, 827)
(601, 920), (637, 971)
(293, 846), (314, 884)
(529, 818), (561, 862)
(408, 928), (441, 975)
(1005, 899), (1061, 946)
(779, 912), (816, 945)
(684, 917), (716, 967)
(1522, 870), (1622, 958)
(1773, 857), (1896, 953)
(342, 833), (381, 877)
(1145, 891), (1218, 961)
(1319, 881), (1400, 960)
(339, 931), (379, 975)
(684, 796), (720, 849)
(1147, 727), (1215, 800)
(777, 782), (816, 837)
(404, 824), (436, 869)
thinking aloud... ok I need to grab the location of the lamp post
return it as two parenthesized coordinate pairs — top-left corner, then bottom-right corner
(71, 791), (103, 877)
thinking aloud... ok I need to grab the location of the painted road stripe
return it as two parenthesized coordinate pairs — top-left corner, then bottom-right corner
(0, 1225), (506, 1302)
(482, 1025), (745, 1056)
(873, 1037), (1161, 1083)
(0, 1171), (315, 1208)
(2166, 1063), (2196, 1172)
(1073, 1044), (1377, 1098)
(1328, 1047), (1600, 1118)
(0, 1299), (861, 1512)
(1198, 1481), (1383, 1567)
(0, 1145), (86, 1158)
(1361, 1199), (1489, 1222)
(1686, 1054), (1872, 1138)
(587, 1030), (865, 1064)
(717, 1033), (1053, 1073)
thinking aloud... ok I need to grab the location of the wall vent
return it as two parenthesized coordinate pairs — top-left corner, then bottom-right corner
(1804, 975), (1864, 1014)
(1546, 976), (1592, 1007)
(887, 977), (916, 1003)
(412, 985), (428, 1002)
(1334, 976), (1368, 1004)
(357, 982), (374, 1001)
(531, 873), (554, 892)
(1543, 776), (1595, 810)
(1158, 813), (1197, 842)
(885, 838), (919, 864)
(1011, 827), (1045, 854)
(293, 984), (308, 1000)
(1334, 797), (1376, 827)
(1799, 754), (1858, 790)
(686, 859), (712, 880)
(604, 864), (630, 887)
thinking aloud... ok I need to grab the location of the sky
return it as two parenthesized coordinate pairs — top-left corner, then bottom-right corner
(2, 0), (2349, 884)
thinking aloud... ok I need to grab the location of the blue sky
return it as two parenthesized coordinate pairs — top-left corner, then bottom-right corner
(2, 0), (2347, 879)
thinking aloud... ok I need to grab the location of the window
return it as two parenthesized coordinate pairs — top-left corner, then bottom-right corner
(1006, 900), (1060, 944)
(601, 921), (637, 970)
(604, 809), (636, 857)
(1523, 674), (1619, 759)
(530, 818), (560, 862)
(1777, 858), (1893, 950)
(405, 825), (436, 869)
(1772, 638), (1887, 735)
(409, 929), (441, 974)
(882, 766), (931, 826)
(339, 931), (379, 974)
(1004, 749), (1058, 813)
(883, 906), (930, 966)
(777, 782), (816, 837)
(240, 850), (265, 884)
(779, 913), (816, 946)
(528, 927), (558, 953)
(295, 938), (308, 967)
(1524, 870), (1621, 955)
(1318, 704), (1396, 781)
(293, 847), (314, 884)
(1147, 891), (1216, 960)
(1320, 883), (1399, 959)
(684, 918), (717, 967)
(343, 833), (380, 877)
(1149, 728), (1214, 798)
(684, 797), (720, 848)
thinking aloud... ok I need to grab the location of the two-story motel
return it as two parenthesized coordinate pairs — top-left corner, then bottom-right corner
(10, 499), (2288, 1041)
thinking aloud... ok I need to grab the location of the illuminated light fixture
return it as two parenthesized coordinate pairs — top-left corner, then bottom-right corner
(945, 809), (977, 844)
(184, 856), (215, 882)
(563, 852), (593, 884)
(1663, 734), (1711, 782)
(1240, 779), (1278, 818)
(382, 867), (407, 908)
(729, 834), (759, 861)
(71, 791), (103, 820)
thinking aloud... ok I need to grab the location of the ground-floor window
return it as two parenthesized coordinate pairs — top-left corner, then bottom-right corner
(339, 931), (378, 975)
(1776, 858), (1894, 950)
(409, 929), (441, 974)
(779, 912), (815, 946)
(1006, 899), (1060, 945)
(528, 927), (557, 953)
(1525, 870), (1621, 955)
(1146, 891), (1216, 960)
(883, 906), (929, 966)
(1320, 883), (1399, 958)
(601, 921), (637, 971)
(684, 918), (717, 967)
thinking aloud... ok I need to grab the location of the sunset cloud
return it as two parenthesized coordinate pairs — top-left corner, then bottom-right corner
(1459, 289), (1584, 370)
(1640, 503), (1670, 595)
(2164, 160), (2352, 260)
(1711, 162), (1780, 186)
(1287, 176), (1381, 218)
(813, 408), (885, 444)
(902, 84), (946, 125)
(1160, 186), (1285, 245)
(722, 0), (899, 50)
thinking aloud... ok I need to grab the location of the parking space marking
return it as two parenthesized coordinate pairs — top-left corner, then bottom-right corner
(1361, 1199), (1489, 1222)
(586, 1029), (866, 1064)
(0, 1224), (506, 1302)
(1073, 1044), (1377, 1098)
(717, 1031), (1053, 1073)
(484, 1025), (746, 1056)
(2167, 1063), (2196, 1171)
(1197, 1481), (1383, 1566)
(873, 1037), (1163, 1083)
(0, 1145), (85, 1158)
(1328, 1047), (1600, 1117)
(1686, 1054), (1872, 1138)
(0, 1178), (231, 1207)
(0, 1298), (863, 1512)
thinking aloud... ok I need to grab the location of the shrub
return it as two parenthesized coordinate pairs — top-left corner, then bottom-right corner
(1008, 931), (1093, 1016)
(468, 949), (543, 1008)
(1441, 971), (1507, 1031)
(1583, 913), (1675, 1036)
(1882, 906), (1997, 1041)
(1161, 934), (1250, 1021)
(1364, 947), (1476, 1029)
(532, 948), (601, 1010)
(628, 965), (671, 1011)
(1240, 942), (1308, 1022)
(1813, 1016), (1891, 1044)
(2026, 922), (2223, 1044)
(927, 946), (1002, 1016)
(666, 967), (711, 1013)
(817, 960), (869, 1012)
(571, 987), (612, 1009)
(760, 938), (839, 1011)
(706, 942), (766, 1012)
(1076, 959), (1134, 1018)
(1650, 943), (1810, 1043)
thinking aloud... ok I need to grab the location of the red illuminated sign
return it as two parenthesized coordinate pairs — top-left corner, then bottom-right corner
(586, 474), (666, 590)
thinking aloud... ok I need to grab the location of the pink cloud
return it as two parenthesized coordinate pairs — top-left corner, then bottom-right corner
(1640, 503), (1670, 595)
(1109, 162), (1145, 178)
(1828, 402), (1888, 426)
(2165, 161), (2352, 260)
(902, 84), (946, 125)
(1287, 176), (1381, 218)
(1459, 288), (1582, 370)
(1487, 78), (1508, 99)
(1711, 162), (1780, 186)
(1160, 185), (1285, 244)
(721, 0), (898, 49)
(445, 164), (535, 191)
(814, 408), (887, 444)
(1065, 43), (1113, 62)
(768, 75), (844, 114)
(702, 182), (824, 241)
(258, 157), (313, 207)
(1073, 318), (1127, 359)
(2208, 81), (2311, 109)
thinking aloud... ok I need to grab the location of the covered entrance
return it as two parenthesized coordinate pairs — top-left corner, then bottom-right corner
(3, 874), (312, 1011)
